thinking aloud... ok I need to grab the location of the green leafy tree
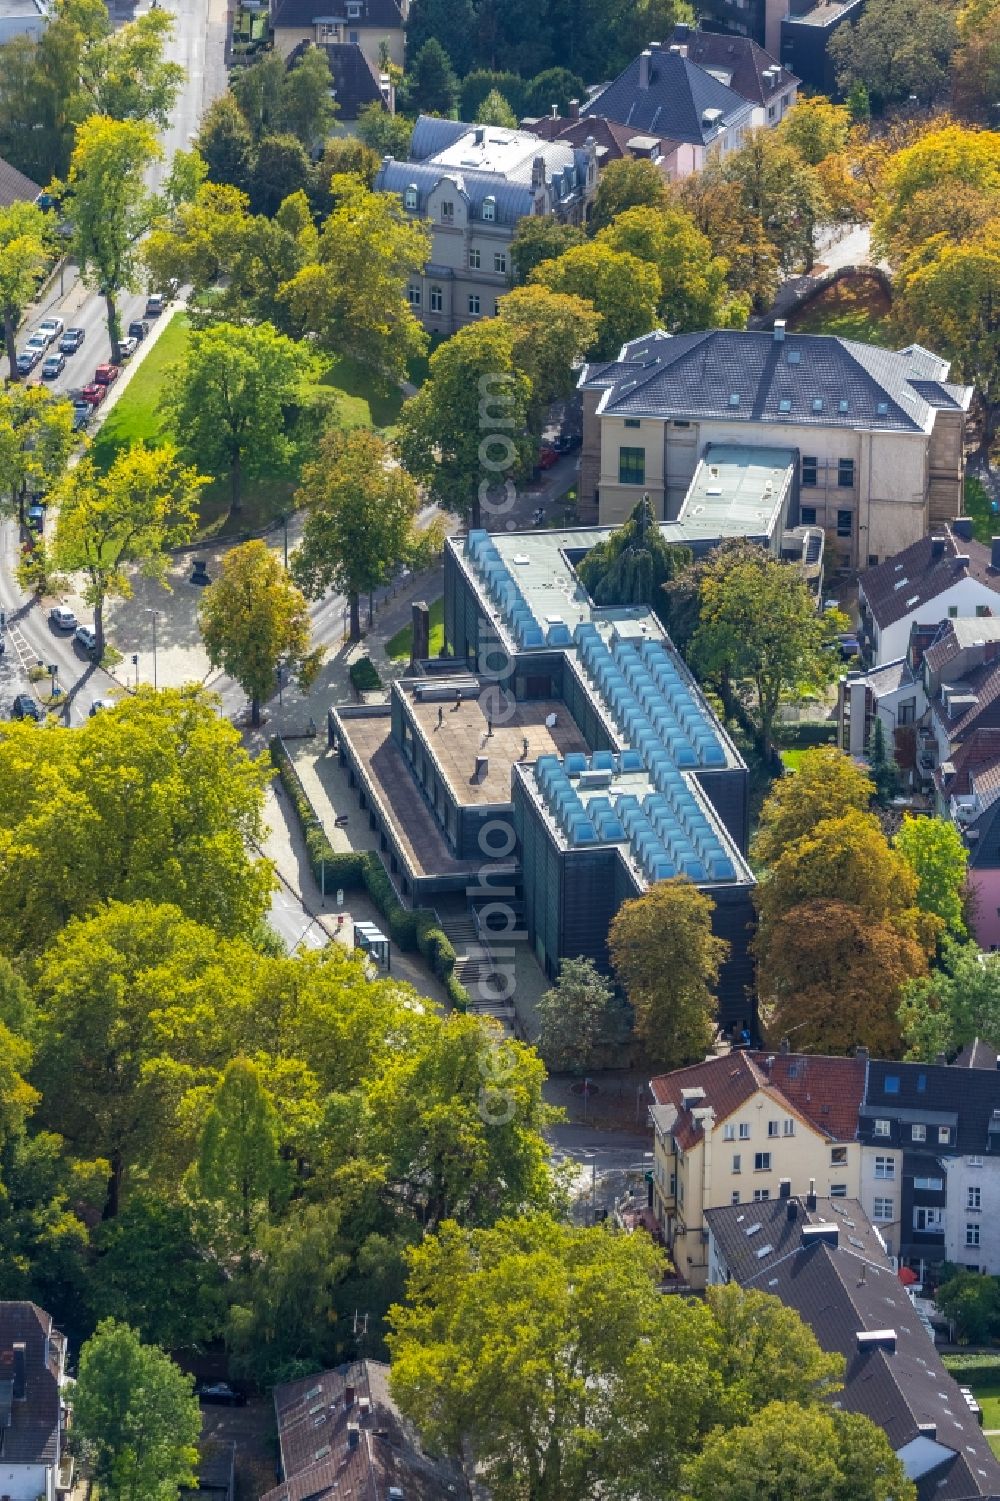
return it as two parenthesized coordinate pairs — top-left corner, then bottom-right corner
(398, 319), (533, 527)
(577, 495), (691, 623)
(196, 1056), (288, 1242)
(936, 1271), (1000, 1344)
(407, 38), (459, 115)
(590, 156), (668, 232)
(476, 87), (518, 126)
(313, 135), (382, 204)
(280, 174), (430, 381)
(952, 7), (1000, 122)
(609, 878), (728, 1066)
(683, 1400), (915, 1501)
(497, 282), (602, 428)
(722, 129), (829, 272)
(280, 43), (339, 152)
(828, 0), (956, 111)
(249, 132), (312, 217)
(535, 957), (618, 1073)
(752, 746), (875, 868)
(597, 203), (747, 330)
(64, 114), (162, 360)
(868, 713), (901, 803)
(459, 69), (527, 120)
(531, 241), (661, 358)
(355, 101), (415, 159)
(293, 426), (421, 640)
(522, 67), (586, 116)
(50, 445), (204, 657)
(673, 170), (781, 312)
(899, 939), (1000, 1058)
(777, 96), (851, 165)
(405, 0), (477, 75)
(195, 92), (254, 191)
(229, 50), (287, 140)
(76, 4), (185, 126)
(0, 30), (77, 182)
(0, 384), (75, 526)
(165, 319), (318, 514)
(199, 539), (320, 726)
(73, 1320), (201, 1501)
(0, 694), (274, 958)
(692, 545), (841, 750)
(0, 202), (52, 379)
(896, 814), (968, 936)
(509, 215), (586, 283)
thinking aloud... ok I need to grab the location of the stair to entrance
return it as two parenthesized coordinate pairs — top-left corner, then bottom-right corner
(439, 910), (516, 1033)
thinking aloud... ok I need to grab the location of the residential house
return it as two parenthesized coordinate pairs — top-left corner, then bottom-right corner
(648, 1049), (866, 1288)
(667, 24), (799, 125)
(579, 326), (972, 562)
(269, 0), (407, 71)
(582, 41), (754, 172)
(0, 156), (41, 210)
(0, 1303), (69, 1501)
(375, 115), (597, 336)
(521, 109), (696, 186)
(0, 0), (47, 42)
(691, 0), (866, 93)
(936, 730), (1000, 947)
(261, 1359), (468, 1501)
(705, 1194), (1000, 1501)
(858, 526), (1000, 666)
(286, 38), (392, 120)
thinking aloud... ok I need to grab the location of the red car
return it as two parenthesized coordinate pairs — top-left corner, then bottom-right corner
(537, 444), (559, 470)
(93, 363), (120, 386)
(79, 383), (107, 406)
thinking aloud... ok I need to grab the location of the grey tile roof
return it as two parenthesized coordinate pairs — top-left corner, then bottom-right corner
(705, 1199), (1000, 1500)
(287, 39), (384, 119)
(668, 25), (799, 105)
(0, 1303), (63, 1467)
(859, 527), (1000, 631)
(953, 1038), (1000, 1070)
(271, 0), (403, 30)
(863, 1059), (1000, 1158)
(580, 328), (971, 437)
(0, 155), (41, 209)
(583, 42), (752, 144)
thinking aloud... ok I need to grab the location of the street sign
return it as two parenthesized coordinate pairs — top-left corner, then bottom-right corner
(336, 889), (344, 908)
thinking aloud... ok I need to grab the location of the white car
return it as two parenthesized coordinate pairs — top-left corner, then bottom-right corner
(89, 698), (117, 716)
(25, 331), (49, 356)
(37, 317), (64, 344)
(48, 605), (77, 631)
(118, 336), (138, 360)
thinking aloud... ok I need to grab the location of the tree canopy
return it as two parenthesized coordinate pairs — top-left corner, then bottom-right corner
(899, 939), (1000, 1059)
(530, 242), (661, 359)
(751, 747), (875, 868)
(577, 496), (692, 624)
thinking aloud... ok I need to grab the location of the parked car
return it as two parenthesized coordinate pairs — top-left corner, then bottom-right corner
(117, 336), (138, 360)
(26, 504), (45, 531)
(15, 351), (40, 376)
(41, 352), (65, 379)
(837, 633), (860, 659)
(93, 363), (120, 386)
(25, 330), (50, 356)
(12, 693), (44, 722)
(197, 1384), (246, 1407)
(37, 317), (64, 344)
(89, 698), (117, 716)
(71, 404), (90, 431)
(60, 327), (86, 354)
(49, 605), (77, 630)
(552, 432), (581, 454)
(74, 624), (98, 654)
(128, 319), (149, 341)
(79, 382), (106, 406)
(537, 444), (559, 470)
(145, 292), (165, 317)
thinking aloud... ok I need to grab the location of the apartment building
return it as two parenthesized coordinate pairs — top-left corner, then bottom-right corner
(579, 326), (972, 564)
(857, 525), (1000, 666)
(375, 115), (596, 337)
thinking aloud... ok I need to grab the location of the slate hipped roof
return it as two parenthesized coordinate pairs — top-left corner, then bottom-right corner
(580, 328), (972, 436)
(270, 0), (403, 31)
(0, 155), (41, 209)
(705, 1198), (1000, 1500)
(860, 526), (1000, 631)
(668, 24), (799, 106)
(261, 1359), (467, 1501)
(583, 41), (752, 144)
(0, 1302), (64, 1467)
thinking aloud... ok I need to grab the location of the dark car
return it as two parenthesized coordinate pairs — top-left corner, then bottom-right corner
(145, 293), (165, 317)
(41, 352), (65, 380)
(197, 1383), (246, 1407)
(553, 433), (581, 454)
(60, 327), (86, 354)
(27, 504), (45, 531)
(71, 405), (90, 431)
(15, 350), (39, 376)
(128, 319), (149, 341)
(11, 693), (44, 722)
(93, 363), (120, 387)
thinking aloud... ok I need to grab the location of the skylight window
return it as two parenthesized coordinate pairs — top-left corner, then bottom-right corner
(729, 393), (740, 407)
(877, 401), (889, 415)
(787, 351), (801, 365)
(745, 1222), (762, 1236)
(838, 399), (849, 413)
(779, 399), (791, 412)
(756, 1243), (774, 1258)
(314, 1445), (331, 1460)
(812, 398), (823, 412)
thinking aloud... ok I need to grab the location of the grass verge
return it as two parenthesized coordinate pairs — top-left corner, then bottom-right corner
(386, 596), (445, 660)
(788, 275), (893, 344)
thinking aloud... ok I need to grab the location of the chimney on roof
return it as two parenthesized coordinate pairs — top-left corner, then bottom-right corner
(936, 1051), (947, 1066)
(779, 1036), (790, 1054)
(931, 534), (946, 559)
(952, 517), (974, 542)
(476, 754), (489, 780)
(787, 1197), (798, 1222)
(856, 1045), (869, 1061)
(806, 1178), (817, 1211)
(856, 1329), (897, 1354)
(347, 1424), (361, 1450)
(779, 1178), (791, 1199)
(773, 319), (786, 342)
(345, 1384), (356, 1408)
(569, 98), (580, 118)
(531, 155), (545, 188)
(638, 49), (652, 88)
(551, 103), (558, 118)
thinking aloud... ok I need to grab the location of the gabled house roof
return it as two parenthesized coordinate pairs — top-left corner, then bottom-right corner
(580, 329), (971, 437)
(860, 526), (1000, 632)
(667, 24), (799, 106)
(0, 1302), (64, 1468)
(261, 1359), (467, 1501)
(520, 113), (683, 169)
(270, 0), (404, 32)
(953, 1038), (1000, 1070)
(935, 726), (1000, 799)
(649, 1049), (865, 1150)
(862, 1058), (1000, 1159)
(0, 155), (41, 210)
(286, 39), (385, 119)
(583, 41), (752, 146)
(705, 1197), (1000, 1500)
(923, 618), (1000, 678)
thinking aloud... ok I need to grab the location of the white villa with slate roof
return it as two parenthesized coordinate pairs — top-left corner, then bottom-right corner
(579, 324), (973, 568)
(375, 116), (598, 336)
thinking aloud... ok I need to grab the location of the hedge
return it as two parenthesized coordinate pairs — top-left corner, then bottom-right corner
(941, 1354), (1000, 1385)
(774, 721), (838, 750)
(269, 737), (468, 1010)
(349, 656), (382, 694)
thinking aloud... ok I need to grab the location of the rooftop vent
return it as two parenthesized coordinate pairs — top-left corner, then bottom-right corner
(702, 107), (723, 125)
(856, 1329), (897, 1353)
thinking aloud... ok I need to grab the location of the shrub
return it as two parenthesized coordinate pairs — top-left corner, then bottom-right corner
(349, 657), (382, 694)
(941, 1354), (1000, 1383)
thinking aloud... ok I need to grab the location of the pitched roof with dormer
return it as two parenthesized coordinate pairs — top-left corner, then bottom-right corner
(0, 1303), (64, 1468)
(668, 25), (799, 106)
(270, 0), (404, 32)
(583, 42), (752, 145)
(860, 527), (1000, 632)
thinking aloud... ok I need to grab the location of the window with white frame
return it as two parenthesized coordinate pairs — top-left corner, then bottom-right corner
(441, 201), (454, 221)
(831, 1146), (847, 1165)
(939, 1126), (952, 1144)
(406, 284), (421, 307)
(430, 286), (443, 312)
(914, 1175), (943, 1190)
(966, 1222), (981, 1247)
(724, 1124), (735, 1141)
(873, 1197), (893, 1220)
(969, 1156), (984, 1168)
(494, 251), (506, 274)
(468, 294), (480, 315)
(753, 1188), (770, 1202)
(768, 1121), (779, 1137)
(739, 1123), (750, 1140)
(783, 1119), (795, 1136)
(968, 1186), (982, 1210)
(830, 1184), (847, 1197)
(468, 248), (481, 269)
(874, 1119), (891, 1137)
(754, 1152), (772, 1172)
(482, 197), (496, 221)
(732, 1154), (741, 1173)
(911, 1124), (926, 1142)
(404, 185), (417, 210)
(913, 1207), (944, 1232)
(874, 1156), (895, 1179)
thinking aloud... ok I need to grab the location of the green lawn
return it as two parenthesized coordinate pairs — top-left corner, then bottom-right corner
(779, 747), (808, 771)
(386, 596), (445, 660)
(972, 1384), (1000, 1430)
(964, 475), (996, 545)
(789, 275), (893, 344)
(89, 314), (407, 539)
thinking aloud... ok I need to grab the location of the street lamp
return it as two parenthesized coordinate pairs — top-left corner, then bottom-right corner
(145, 608), (161, 691)
(278, 513), (288, 569)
